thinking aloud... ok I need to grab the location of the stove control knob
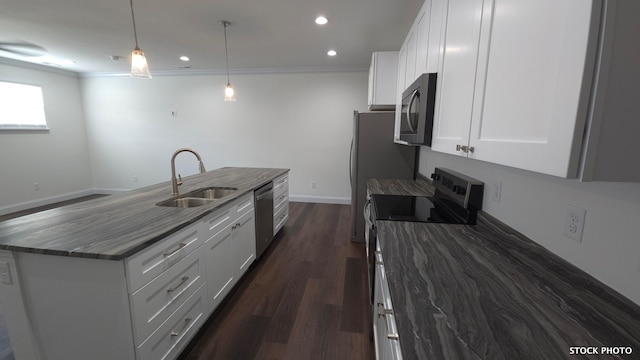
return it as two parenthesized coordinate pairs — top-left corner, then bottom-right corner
(452, 185), (466, 195)
(431, 173), (440, 181)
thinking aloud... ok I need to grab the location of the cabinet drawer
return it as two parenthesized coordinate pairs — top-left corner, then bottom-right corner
(274, 204), (288, 236)
(234, 193), (254, 217)
(136, 283), (207, 360)
(126, 224), (203, 293)
(273, 174), (288, 195)
(130, 249), (206, 345)
(274, 189), (288, 213)
(200, 201), (235, 242)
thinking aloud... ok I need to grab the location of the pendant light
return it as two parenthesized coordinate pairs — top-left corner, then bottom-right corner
(129, 0), (151, 78)
(221, 20), (236, 101)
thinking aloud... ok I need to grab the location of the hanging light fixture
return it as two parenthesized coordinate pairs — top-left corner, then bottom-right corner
(221, 20), (236, 101)
(129, 0), (151, 78)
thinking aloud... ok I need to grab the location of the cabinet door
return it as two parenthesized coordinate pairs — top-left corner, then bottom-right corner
(415, 2), (431, 76)
(426, 0), (445, 73)
(233, 209), (256, 280)
(405, 31), (418, 86)
(205, 223), (234, 313)
(430, 0), (484, 155)
(469, 0), (600, 177)
(394, 44), (409, 142)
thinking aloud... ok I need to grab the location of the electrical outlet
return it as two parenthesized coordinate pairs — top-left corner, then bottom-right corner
(311, 181), (317, 189)
(491, 179), (502, 203)
(33, 182), (40, 191)
(0, 261), (12, 284)
(134, 176), (139, 182)
(171, 110), (178, 117)
(563, 205), (586, 243)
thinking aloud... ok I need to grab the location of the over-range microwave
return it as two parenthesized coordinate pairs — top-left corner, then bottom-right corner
(399, 73), (437, 145)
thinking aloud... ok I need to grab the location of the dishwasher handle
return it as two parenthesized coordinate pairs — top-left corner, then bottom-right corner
(255, 182), (274, 200)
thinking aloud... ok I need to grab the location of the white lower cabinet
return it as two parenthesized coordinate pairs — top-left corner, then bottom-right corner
(129, 249), (206, 345)
(204, 219), (234, 312)
(233, 206), (256, 278)
(373, 250), (402, 360)
(273, 173), (289, 236)
(203, 192), (255, 313)
(136, 283), (207, 360)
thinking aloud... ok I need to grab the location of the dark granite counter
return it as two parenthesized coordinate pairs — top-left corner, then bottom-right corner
(368, 178), (640, 360)
(0, 167), (288, 260)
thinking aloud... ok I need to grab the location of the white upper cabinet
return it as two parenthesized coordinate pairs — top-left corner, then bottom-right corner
(368, 52), (399, 111)
(394, 0), (441, 144)
(467, 0), (601, 177)
(430, 0), (484, 155)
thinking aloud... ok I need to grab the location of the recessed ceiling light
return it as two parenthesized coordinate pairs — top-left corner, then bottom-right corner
(315, 16), (328, 25)
(179, 56), (190, 62)
(327, 50), (337, 56)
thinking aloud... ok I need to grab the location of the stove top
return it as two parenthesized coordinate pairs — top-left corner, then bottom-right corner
(370, 168), (485, 225)
(371, 195), (457, 224)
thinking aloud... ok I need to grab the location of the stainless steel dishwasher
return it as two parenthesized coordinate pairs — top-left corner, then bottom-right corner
(254, 182), (274, 259)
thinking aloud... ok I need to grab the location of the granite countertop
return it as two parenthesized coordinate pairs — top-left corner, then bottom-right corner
(0, 167), (288, 260)
(368, 178), (640, 360)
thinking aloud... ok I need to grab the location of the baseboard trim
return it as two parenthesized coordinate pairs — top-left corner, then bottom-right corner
(289, 195), (351, 205)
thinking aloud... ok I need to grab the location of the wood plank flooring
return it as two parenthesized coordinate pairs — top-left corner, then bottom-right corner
(178, 202), (374, 360)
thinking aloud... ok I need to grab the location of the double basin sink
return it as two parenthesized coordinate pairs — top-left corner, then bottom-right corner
(156, 187), (238, 208)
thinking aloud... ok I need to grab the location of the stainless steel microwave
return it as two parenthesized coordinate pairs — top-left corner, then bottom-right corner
(399, 73), (437, 145)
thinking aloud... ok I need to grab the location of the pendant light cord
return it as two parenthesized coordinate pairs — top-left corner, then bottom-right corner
(130, 0), (140, 49)
(222, 21), (231, 84)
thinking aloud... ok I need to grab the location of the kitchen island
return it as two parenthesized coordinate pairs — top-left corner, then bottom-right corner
(369, 178), (640, 360)
(0, 167), (289, 360)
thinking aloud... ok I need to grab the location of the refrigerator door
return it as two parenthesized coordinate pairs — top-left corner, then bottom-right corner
(350, 111), (418, 242)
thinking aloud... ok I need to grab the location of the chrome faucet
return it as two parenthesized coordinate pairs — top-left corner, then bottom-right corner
(170, 148), (207, 195)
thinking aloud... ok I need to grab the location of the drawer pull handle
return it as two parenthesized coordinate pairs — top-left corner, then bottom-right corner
(387, 333), (399, 340)
(167, 276), (189, 293)
(170, 317), (192, 337)
(455, 144), (475, 153)
(164, 242), (187, 257)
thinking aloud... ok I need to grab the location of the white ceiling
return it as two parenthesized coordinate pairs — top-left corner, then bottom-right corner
(0, 0), (423, 76)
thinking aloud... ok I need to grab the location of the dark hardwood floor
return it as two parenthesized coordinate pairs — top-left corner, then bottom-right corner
(178, 202), (374, 360)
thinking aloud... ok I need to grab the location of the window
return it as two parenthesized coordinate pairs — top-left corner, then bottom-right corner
(0, 81), (48, 130)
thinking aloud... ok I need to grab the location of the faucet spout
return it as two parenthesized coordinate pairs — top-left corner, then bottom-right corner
(170, 148), (207, 195)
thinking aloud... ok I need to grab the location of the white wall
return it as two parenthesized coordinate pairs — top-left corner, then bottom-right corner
(0, 62), (93, 213)
(81, 71), (368, 202)
(419, 148), (640, 305)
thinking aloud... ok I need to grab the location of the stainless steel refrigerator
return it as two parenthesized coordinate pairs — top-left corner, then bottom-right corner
(350, 110), (418, 242)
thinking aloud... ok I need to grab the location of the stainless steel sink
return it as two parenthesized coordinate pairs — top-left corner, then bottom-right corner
(187, 187), (238, 199)
(156, 187), (238, 208)
(156, 197), (215, 208)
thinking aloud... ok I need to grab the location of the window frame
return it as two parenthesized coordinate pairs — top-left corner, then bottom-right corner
(0, 80), (50, 131)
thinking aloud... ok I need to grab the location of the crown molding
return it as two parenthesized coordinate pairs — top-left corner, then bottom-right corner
(80, 65), (368, 78)
(0, 57), (78, 77)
